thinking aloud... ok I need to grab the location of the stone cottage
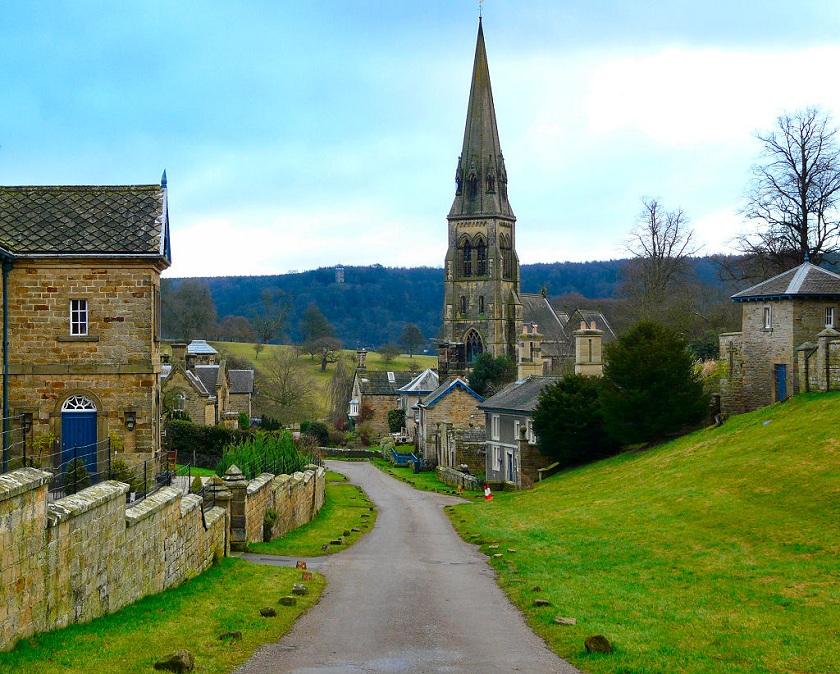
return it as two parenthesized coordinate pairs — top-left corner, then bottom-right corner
(479, 375), (559, 488)
(720, 260), (840, 414)
(396, 368), (439, 441)
(348, 368), (416, 438)
(0, 177), (171, 477)
(416, 378), (484, 461)
(161, 340), (254, 427)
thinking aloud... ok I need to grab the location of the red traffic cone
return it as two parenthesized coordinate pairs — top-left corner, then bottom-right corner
(484, 484), (493, 502)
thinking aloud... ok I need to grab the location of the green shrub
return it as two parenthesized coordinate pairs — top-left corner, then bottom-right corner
(110, 456), (145, 493)
(63, 458), (91, 495)
(533, 374), (617, 468)
(263, 508), (278, 542)
(190, 475), (204, 494)
(601, 321), (708, 445)
(300, 420), (329, 446)
(387, 408), (405, 434)
(238, 412), (250, 430)
(165, 420), (253, 468)
(468, 353), (516, 397)
(260, 415), (282, 431)
(327, 429), (346, 447)
(216, 431), (313, 480)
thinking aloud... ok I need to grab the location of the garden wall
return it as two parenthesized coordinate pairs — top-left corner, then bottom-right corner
(243, 466), (326, 546)
(0, 467), (226, 652)
(436, 466), (480, 490)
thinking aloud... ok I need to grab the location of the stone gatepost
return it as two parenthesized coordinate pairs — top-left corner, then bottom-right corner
(206, 476), (232, 556)
(223, 464), (248, 552)
(816, 328), (840, 392)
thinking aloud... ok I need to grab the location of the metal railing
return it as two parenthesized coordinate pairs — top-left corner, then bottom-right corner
(0, 413), (32, 473)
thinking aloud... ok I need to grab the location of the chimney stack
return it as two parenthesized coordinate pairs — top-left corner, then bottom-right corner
(357, 348), (367, 370)
(171, 343), (187, 367)
(573, 321), (604, 377)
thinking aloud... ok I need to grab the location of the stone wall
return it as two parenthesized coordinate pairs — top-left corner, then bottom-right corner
(361, 394), (400, 439)
(0, 467), (225, 652)
(436, 466), (480, 490)
(242, 467), (326, 546)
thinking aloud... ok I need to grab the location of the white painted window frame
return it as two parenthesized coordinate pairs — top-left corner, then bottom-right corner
(826, 307), (835, 328)
(491, 414), (500, 441)
(70, 299), (88, 336)
(763, 306), (772, 330)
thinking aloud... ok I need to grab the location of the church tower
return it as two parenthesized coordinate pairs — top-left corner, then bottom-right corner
(442, 18), (522, 372)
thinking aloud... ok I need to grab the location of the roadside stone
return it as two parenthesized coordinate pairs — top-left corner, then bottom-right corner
(584, 635), (612, 653)
(492, 553), (503, 558)
(154, 649), (195, 672)
(553, 616), (576, 626)
(351, 527), (360, 532)
(218, 630), (242, 641)
(279, 596), (297, 606)
(330, 539), (343, 545)
(488, 544), (499, 550)
(291, 584), (308, 596)
(302, 571), (313, 581)
(531, 585), (542, 592)
(369, 506), (374, 511)
(260, 607), (277, 617)
(507, 548), (516, 553)
(533, 598), (552, 607)
(361, 513), (370, 518)
(295, 560), (307, 569)
(343, 530), (351, 536)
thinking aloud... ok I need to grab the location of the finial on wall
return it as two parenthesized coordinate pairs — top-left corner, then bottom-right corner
(160, 169), (168, 188)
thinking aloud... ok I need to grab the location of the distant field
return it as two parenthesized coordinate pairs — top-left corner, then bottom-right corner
(209, 341), (436, 418)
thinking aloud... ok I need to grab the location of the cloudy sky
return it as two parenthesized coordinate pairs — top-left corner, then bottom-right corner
(3, 1), (840, 277)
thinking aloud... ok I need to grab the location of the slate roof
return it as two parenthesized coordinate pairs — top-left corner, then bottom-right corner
(732, 262), (840, 301)
(520, 293), (567, 342)
(568, 309), (617, 342)
(419, 377), (484, 408)
(479, 376), (560, 414)
(193, 365), (220, 395)
(397, 368), (439, 394)
(358, 371), (415, 395)
(229, 369), (255, 395)
(0, 184), (170, 262)
(187, 339), (218, 355)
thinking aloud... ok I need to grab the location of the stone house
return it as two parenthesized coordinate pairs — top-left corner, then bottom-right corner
(0, 178), (171, 476)
(396, 368), (439, 441)
(720, 260), (840, 414)
(416, 378), (484, 460)
(348, 369), (415, 438)
(437, 425), (486, 475)
(161, 340), (254, 427)
(479, 375), (559, 488)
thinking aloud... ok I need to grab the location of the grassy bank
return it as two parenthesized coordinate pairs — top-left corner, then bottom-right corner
(449, 392), (840, 674)
(248, 470), (377, 556)
(371, 458), (483, 496)
(0, 558), (324, 674)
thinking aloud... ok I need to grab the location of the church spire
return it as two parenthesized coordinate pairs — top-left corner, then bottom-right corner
(449, 18), (514, 219)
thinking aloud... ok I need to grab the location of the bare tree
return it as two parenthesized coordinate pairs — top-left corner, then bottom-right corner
(740, 107), (840, 271)
(251, 288), (289, 349)
(624, 198), (699, 317)
(327, 354), (355, 427)
(256, 349), (317, 424)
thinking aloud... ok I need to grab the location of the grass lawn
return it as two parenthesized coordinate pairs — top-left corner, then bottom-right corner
(0, 557), (324, 674)
(205, 341), (436, 418)
(371, 458), (483, 496)
(248, 470), (377, 556)
(393, 443), (416, 455)
(176, 464), (217, 477)
(447, 392), (840, 674)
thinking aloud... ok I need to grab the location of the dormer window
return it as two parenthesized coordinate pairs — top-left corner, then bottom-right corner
(826, 307), (835, 328)
(70, 299), (88, 336)
(763, 306), (772, 330)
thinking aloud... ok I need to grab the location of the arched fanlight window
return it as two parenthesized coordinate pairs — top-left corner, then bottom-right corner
(475, 237), (487, 275)
(61, 395), (97, 412)
(465, 330), (484, 363)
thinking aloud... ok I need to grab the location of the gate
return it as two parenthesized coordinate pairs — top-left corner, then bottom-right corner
(774, 364), (788, 402)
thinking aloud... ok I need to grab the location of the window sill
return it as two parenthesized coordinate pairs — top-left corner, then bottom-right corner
(57, 335), (99, 342)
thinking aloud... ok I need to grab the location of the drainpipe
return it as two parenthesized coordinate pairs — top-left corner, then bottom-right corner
(2, 257), (13, 472)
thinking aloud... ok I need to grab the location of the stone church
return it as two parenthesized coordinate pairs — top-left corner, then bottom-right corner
(440, 19), (612, 378)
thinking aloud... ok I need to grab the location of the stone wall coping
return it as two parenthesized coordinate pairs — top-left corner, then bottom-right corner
(719, 331), (743, 337)
(47, 480), (129, 526)
(246, 473), (275, 495)
(125, 486), (180, 527)
(272, 474), (291, 487)
(204, 505), (225, 527)
(0, 467), (52, 503)
(180, 493), (202, 516)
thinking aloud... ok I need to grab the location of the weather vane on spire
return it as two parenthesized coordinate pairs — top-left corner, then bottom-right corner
(479, 0), (484, 19)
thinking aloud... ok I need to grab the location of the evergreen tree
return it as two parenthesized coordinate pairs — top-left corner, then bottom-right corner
(468, 354), (517, 397)
(601, 321), (708, 444)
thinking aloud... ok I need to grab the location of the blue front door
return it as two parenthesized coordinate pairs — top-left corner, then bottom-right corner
(774, 364), (788, 402)
(61, 411), (98, 473)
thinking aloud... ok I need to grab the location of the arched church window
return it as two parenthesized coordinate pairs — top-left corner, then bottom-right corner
(476, 238), (487, 275)
(465, 330), (484, 363)
(467, 165), (478, 199)
(461, 238), (473, 277)
(460, 295), (468, 315)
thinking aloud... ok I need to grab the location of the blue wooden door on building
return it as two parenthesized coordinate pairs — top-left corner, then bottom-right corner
(774, 364), (788, 402)
(61, 411), (98, 473)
